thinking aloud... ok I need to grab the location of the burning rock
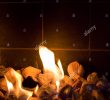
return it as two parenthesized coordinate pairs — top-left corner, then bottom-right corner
(0, 91), (5, 99)
(21, 66), (41, 82)
(79, 72), (98, 95)
(28, 96), (39, 100)
(0, 78), (8, 92)
(38, 72), (56, 86)
(87, 72), (99, 84)
(5, 68), (23, 86)
(36, 84), (55, 100)
(4, 68), (33, 99)
(67, 61), (84, 81)
(59, 85), (73, 100)
(7, 94), (18, 100)
(0, 46), (110, 100)
(60, 75), (74, 88)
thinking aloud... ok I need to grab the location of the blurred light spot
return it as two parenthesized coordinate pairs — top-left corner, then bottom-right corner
(88, 0), (92, 3)
(6, 43), (10, 47)
(23, 0), (26, 2)
(72, 43), (76, 47)
(5, 13), (10, 18)
(72, 13), (76, 18)
(56, 28), (59, 32)
(105, 13), (109, 18)
(89, 57), (92, 62)
(22, 28), (27, 32)
(56, 0), (59, 3)
(105, 42), (109, 47)
(23, 58), (27, 62)
(40, 14), (43, 18)
(105, 72), (109, 76)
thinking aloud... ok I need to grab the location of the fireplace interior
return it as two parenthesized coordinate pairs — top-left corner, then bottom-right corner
(0, 0), (110, 100)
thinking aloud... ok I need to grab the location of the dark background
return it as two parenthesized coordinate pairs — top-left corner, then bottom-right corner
(0, 0), (110, 80)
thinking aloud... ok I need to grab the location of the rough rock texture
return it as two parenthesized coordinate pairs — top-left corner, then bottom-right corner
(67, 61), (84, 81)
(21, 66), (41, 81)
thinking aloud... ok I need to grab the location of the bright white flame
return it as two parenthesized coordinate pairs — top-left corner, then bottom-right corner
(4, 75), (14, 94)
(57, 59), (64, 79)
(39, 46), (57, 74)
(56, 80), (60, 92)
(34, 85), (39, 95)
(39, 46), (64, 92)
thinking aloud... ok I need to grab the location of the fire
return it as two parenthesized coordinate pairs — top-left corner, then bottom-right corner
(39, 46), (57, 74)
(4, 75), (14, 94)
(34, 85), (39, 96)
(56, 80), (60, 92)
(3, 46), (64, 99)
(5, 68), (33, 100)
(39, 46), (64, 92)
(57, 59), (64, 79)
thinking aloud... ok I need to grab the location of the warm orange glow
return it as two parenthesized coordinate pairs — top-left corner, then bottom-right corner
(56, 80), (60, 92)
(34, 85), (39, 95)
(5, 68), (33, 100)
(57, 59), (64, 79)
(39, 46), (57, 74)
(4, 75), (14, 94)
(39, 46), (64, 92)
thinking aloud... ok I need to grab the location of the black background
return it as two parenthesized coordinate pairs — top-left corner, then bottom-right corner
(0, 0), (110, 79)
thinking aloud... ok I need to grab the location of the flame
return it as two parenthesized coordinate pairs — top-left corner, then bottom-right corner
(39, 46), (64, 92)
(39, 46), (57, 74)
(4, 75), (14, 94)
(57, 59), (64, 79)
(34, 85), (39, 95)
(56, 80), (60, 92)
(5, 68), (33, 100)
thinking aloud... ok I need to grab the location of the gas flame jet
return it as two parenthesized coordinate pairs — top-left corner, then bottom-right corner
(39, 46), (64, 92)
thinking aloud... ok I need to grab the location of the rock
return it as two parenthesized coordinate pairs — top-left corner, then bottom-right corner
(0, 91), (5, 98)
(59, 85), (73, 100)
(37, 85), (55, 100)
(87, 72), (98, 84)
(0, 78), (8, 92)
(21, 66), (41, 82)
(5, 68), (23, 85)
(91, 89), (105, 100)
(67, 61), (84, 81)
(60, 75), (74, 88)
(28, 96), (39, 100)
(38, 72), (55, 86)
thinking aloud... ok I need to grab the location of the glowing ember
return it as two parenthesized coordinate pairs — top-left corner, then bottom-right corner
(4, 75), (14, 95)
(56, 80), (60, 92)
(34, 85), (39, 96)
(39, 46), (64, 92)
(5, 68), (33, 100)
(0, 47), (109, 100)
(34, 85), (39, 94)
(57, 59), (64, 79)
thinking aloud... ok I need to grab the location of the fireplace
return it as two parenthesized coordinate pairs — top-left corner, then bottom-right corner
(0, 0), (110, 99)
